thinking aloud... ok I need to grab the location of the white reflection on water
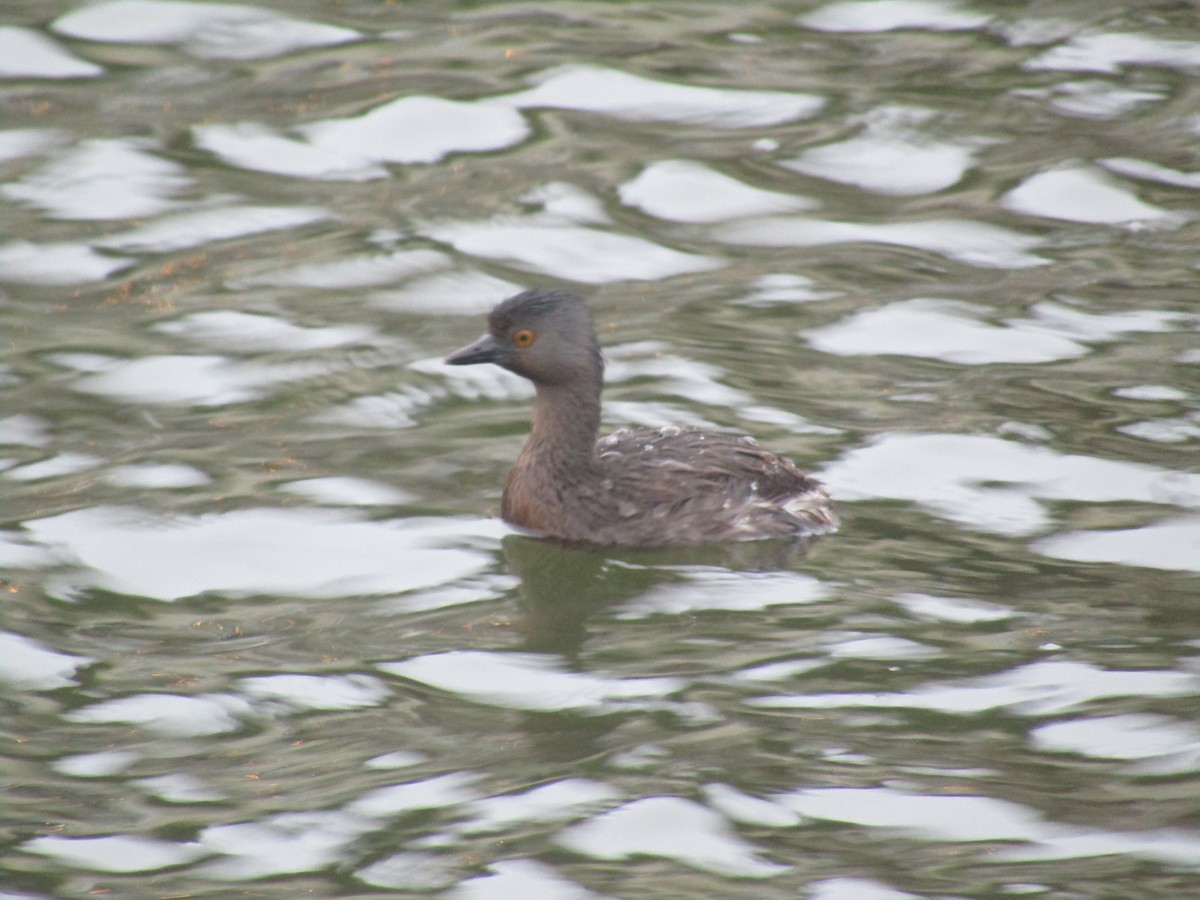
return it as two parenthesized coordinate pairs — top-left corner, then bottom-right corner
(300, 98), (528, 165)
(196, 97), (529, 178)
(449, 859), (605, 900)
(237, 673), (390, 712)
(891, 591), (1016, 624)
(99, 205), (328, 256)
(66, 354), (312, 406)
(812, 297), (1189, 364)
(365, 750), (426, 771)
(615, 569), (829, 618)
(1102, 156), (1200, 190)
(356, 851), (458, 892)
(782, 132), (975, 196)
(1114, 384), (1190, 400)
(97, 204), (329, 254)
(0, 533), (54, 569)
(457, 779), (621, 836)
(154, 310), (376, 352)
(192, 122), (387, 181)
(0, 129), (68, 162)
(604, 343), (834, 434)
(799, 0), (990, 33)
(371, 270), (522, 316)
(1034, 517), (1200, 574)
(279, 476), (414, 507)
(820, 432), (1200, 536)
(422, 215), (723, 284)
(348, 772), (482, 819)
(1031, 713), (1200, 774)
(23, 834), (206, 874)
(808, 877), (919, 900)
(604, 344), (748, 407)
(199, 809), (372, 880)
(137, 773), (226, 803)
(780, 105), (980, 196)
(826, 634), (939, 660)
(1001, 166), (1180, 225)
(778, 785), (1046, 841)
(526, 182), (613, 224)
(1026, 300), (1189, 340)
(0, 415), (47, 447)
(734, 273), (842, 306)
(53, 0), (360, 60)
(703, 783), (804, 828)
(993, 828), (1200, 866)
(229, 248), (450, 291)
(716, 216), (1046, 268)
(1021, 79), (1164, 119)
(0, 27), (103, 79)
(778, 785), (1200, 867)
(1125, 409), (1200, 440)
(0, 239), (132, 285)
(750, 659), (1200, 716)
(381, 650), (684, 713)
(5, 452), (101, 482)
(2, 137), (189, 220)
(557, 796), (788, 878)
(733, 658), (829, 683)
(619, 160), (816, 224)
(24, 506), (494, 601)
(66, 692), (254, 736)
(53, 749), (140, 778)
(1025, 31), (1200, 74)
(0, 632), (91, 690)
(502, 64), (823, 127)
(806, 298), (1088, 364)
(772, 787), (1200, 868)
(106, 463), (211, 488)
(315, 382), (448, 429)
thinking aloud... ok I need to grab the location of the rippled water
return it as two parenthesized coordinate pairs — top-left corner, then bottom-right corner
(2, 1), (1199, 897)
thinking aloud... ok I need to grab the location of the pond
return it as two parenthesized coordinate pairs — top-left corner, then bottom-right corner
(1, 1), (1198, 897)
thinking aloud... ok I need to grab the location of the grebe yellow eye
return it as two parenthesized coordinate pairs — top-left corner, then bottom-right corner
(513, 328), (536, 348)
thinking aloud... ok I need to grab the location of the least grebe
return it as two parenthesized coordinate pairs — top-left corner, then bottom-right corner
(445, 288), (837, 546)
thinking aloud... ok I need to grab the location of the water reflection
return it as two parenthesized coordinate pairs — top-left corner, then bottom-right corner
(24, 506), (496, 600)
(1001, 165), (1181, 225)
(799, 0), (991, 32)
(1034, 517), (1200, 574)
(821, 432), (1200, 536)
(197, 96), (529, 177)
(780, 105), (980, 196)
(502, 533), (826, 653)
(716, 215), (1048, 268)
(0, 631), (91, 689)
(3, 0), (1200, 896)
(557, 795), (788, 878)
(52, 0), (361, 60)
(502, 63), (824, 126)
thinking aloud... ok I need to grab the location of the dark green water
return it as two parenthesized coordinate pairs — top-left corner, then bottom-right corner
(1, 1), (1198, 897)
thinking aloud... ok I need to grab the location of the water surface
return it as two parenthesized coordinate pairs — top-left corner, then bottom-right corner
(2, 1), (1199, 897)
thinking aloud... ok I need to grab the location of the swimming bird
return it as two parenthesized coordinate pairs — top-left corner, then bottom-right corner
(445, 288), (836, 546)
